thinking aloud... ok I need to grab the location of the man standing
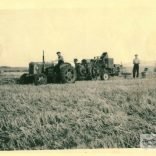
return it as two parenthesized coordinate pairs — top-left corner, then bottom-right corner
(133, 54), (140, 78)
(100, 52), (108, 60)
(100, 52), (108, 68)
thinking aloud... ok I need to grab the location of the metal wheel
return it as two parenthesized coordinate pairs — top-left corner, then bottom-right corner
(19, 73), (28, 84)
(79, 65), (87, 77)
(61, 66), (76, 83)
(103, 73), (109, 80)
(100, 72), (109, 80)
(19, 73), (32, 84)
(34, 73), (47, 85)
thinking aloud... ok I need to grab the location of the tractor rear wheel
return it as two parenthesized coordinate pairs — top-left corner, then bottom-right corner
(34, 73), (47, 85)
(60, 66), (76, 83)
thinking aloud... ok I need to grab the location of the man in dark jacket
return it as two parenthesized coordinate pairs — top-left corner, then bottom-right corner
(57, 51), (64, 65)
(100, 52), (108, 66)
(55, 52), (64, 81)
(133, 54), (140, 78)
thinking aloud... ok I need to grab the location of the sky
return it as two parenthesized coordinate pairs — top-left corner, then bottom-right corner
(0, 0), (156, 66)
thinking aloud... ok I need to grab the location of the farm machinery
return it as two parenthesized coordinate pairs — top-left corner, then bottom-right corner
(19, 51), (122, 85)
(19, 51), (76, 85)
(74, 52), (122, 81)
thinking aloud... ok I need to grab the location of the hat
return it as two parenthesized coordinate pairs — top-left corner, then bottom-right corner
(56, 51), (61, 54)
(102, 52), (107, 55)
(74, 58), (78, 62)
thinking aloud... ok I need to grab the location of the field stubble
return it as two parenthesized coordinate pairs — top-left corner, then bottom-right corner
(0, 77), (156, 150)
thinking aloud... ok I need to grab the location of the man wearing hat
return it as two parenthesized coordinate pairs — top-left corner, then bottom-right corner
(100, 52), (108, 67)
(133, 54), (140, 78)
(56, 51), (64, 65)
(55, 52), (64, 80)
(100, 52), (108, 60)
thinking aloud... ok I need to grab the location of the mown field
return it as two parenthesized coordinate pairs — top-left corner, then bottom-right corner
(0, 75), (156, 150)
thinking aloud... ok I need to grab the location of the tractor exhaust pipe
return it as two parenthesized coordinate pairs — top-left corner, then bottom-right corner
(43, 50), (45, 64)
(42, 50), (45, 72)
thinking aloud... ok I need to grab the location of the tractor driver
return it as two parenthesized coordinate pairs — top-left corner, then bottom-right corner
(57, 51), (64, 65)
(55, 52), (64, 78)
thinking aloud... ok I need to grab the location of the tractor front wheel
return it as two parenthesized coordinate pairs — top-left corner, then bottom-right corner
(34, 74), (47, 85)
(19, 73), (29, 84)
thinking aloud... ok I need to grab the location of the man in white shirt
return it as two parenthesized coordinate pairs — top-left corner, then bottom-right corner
(133, 54), (140, 78)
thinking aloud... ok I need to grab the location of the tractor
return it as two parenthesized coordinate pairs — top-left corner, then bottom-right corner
(74, 52), (122, 81)
(19, 51), (76, 85)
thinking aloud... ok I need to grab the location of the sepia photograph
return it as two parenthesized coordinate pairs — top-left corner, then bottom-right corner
(0, 0), (156, 155)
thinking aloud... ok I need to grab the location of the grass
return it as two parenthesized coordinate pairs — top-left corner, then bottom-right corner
(0, 76), (156, 150)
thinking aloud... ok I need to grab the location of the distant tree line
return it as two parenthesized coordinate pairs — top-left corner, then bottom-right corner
(0, 66), (28, 73)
